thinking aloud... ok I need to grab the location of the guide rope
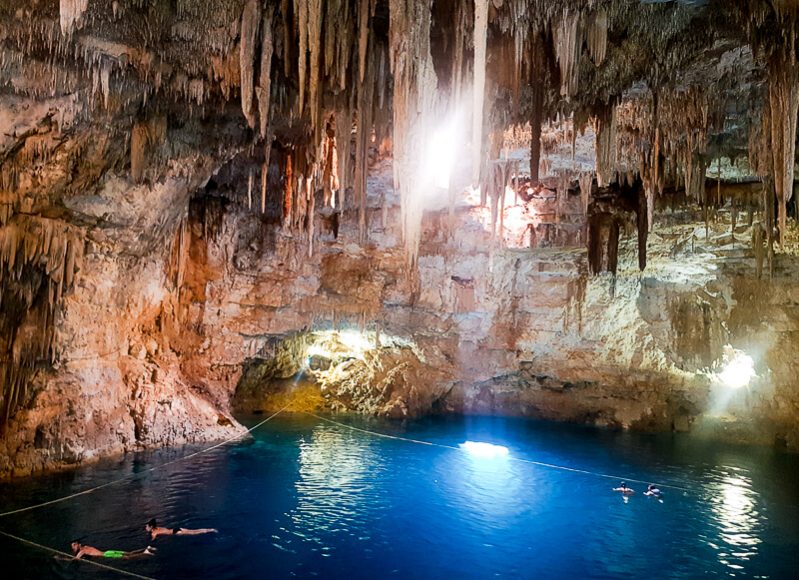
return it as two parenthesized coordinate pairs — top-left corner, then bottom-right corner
(0, 529), (157, 580)
(0, 405), (288, 519)
(306, 412), (693, 493)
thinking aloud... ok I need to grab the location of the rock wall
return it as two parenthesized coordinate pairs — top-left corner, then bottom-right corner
(180, 162), (799, 451)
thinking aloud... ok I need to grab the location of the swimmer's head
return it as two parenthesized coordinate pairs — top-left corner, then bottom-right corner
(620, 482), (626, 487)
(146, 518), (157, 530)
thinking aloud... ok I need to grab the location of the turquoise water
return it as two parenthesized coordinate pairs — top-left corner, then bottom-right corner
(1, 413), (798, 579)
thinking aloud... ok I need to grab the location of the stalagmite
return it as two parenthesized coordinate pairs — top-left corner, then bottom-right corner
(472, 0), (489, 187)
(240, 0), (261, 129)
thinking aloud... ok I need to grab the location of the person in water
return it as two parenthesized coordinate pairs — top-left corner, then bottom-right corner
(612, 481), (635, 494)
(71, 541), (155, 560)
(145, 518), (218, 540)
(644, 484), (662, 498)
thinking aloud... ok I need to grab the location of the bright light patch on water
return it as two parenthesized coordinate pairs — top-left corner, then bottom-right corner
(460, 441), (510, 459)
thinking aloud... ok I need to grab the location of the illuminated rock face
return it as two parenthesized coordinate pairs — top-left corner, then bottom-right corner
(2, 0), (799, 477)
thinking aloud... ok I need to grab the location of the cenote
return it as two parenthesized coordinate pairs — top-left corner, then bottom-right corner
(1, 413), (798, 579)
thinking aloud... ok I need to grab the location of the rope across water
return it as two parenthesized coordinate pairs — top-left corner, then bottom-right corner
(0, 529), (157, 580)
(0, 405), (288, 519)
(306, 412), (693, 493)
(0, 405), (289, 579)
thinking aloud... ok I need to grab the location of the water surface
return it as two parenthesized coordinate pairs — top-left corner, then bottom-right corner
(1, 413), (798, 578)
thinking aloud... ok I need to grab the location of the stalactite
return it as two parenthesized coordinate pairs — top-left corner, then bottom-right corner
(247, 167), (253, 210)
(257, 6), (274, 140)
(767, 41), (799, 246)
(637, 188), (648, 271)
(240, 0), (261, 130)
(472, 0), (489, 187)
(295, 0), (309, 113)
(307, 0), (323, 141)
(358, 0), (371, 85)
(579, 172), (592, 215)
(587, 8), (607, 66)
(354, 41), (376, 244)
(59, 0), (88, 36)
(608, 219), (620, 275)
(595, 102), (617, 187)
(1, 217), (82, 424)
(390, 0), (438, 266)
(130, 116), (167, 184)
(283, 152), (293, 228)
(335, 103), (353, 210)
(307, 173), (316, 257)
(260, 160), (268, 214)
(529, 31), (546, 184)
(554, 9), (583, 97)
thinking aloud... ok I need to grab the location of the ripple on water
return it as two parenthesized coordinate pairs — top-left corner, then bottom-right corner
(0, 414), (798, 579)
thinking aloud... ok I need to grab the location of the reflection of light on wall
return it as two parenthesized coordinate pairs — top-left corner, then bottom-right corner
(708, 473), (762, 571)
(705, 345), (759, 415)
(460, 441), (510, 459)
(716, 347), (756, 390)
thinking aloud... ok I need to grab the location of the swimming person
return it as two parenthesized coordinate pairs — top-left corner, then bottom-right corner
(612, 481), (635, 494)
(644, 484), (662, 498)
(145, 518), (218, 540)
(71, 541), (155, 560)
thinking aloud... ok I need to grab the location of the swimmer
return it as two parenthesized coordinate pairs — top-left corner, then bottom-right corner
(145, 518), (218, 540)
(612, 481), (635, 494)
(644, 484), (663, 498)
(71, 541), (155, 560)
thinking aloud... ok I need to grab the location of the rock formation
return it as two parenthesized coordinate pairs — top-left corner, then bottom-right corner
(2, 0), (799, 476)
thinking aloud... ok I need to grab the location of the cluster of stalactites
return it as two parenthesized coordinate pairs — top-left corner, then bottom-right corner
(59, 0), (89, 36)
(390, 0), (439, 268)
(766, 32), (799, 246)
(553, 6), (608, 98)
(0, 217), (83, 423)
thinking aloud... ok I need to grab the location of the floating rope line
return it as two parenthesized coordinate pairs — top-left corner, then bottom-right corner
(0, 405), (289, 519)
(0, 529), (157, 580)
(306, 412), (693, 493)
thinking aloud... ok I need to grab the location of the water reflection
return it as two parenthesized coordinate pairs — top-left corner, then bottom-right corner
(708, 470), (762, 571)
(442, 443), (527, 526)
(283, 426), (386, 551)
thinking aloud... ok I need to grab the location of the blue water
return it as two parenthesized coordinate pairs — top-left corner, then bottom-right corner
(1, 413), (799, 579)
